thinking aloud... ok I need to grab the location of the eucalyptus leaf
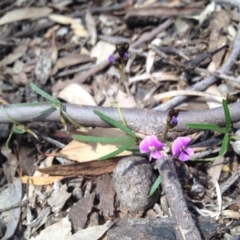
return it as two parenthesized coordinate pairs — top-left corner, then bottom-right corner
(72, 135), (131, 144)
(94, 110), (136, 138)
(149, 175), (162, 196)
(99, 139), (134, 161)
(186, 123), (226, 133)
(222, 99), (231, 133)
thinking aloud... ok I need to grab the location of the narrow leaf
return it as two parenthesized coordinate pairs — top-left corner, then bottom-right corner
(219, 133), (229, 156)
(72, 135), (131, 144)
(99, 139), (134, 161)
(13, 127), (25, 134)
(222, 99), (231, 133)
(94, 110), (136, 138)
(127, 148), (141, 154)
(6, 126), (14, 149)
(61, 110), (82, 128)
(30, 83), (60, 104)
(149, 175), (162, 196)
(1, 104), (20, 125)
(186, 123), (226, 133)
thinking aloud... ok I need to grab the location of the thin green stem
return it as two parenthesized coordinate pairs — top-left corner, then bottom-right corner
(114, 63), (124, 102)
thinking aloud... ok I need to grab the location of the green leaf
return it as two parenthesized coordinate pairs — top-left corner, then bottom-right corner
(30, 83), (60, 104)
(99, 139), (134, 161)
(127, 148), (141, 154)
(94, 110), (136, 138)
(222, 99), (231, 133)
(13, 127), (25, 134)
(5, 126), (14, 149)
(219, 133), (229, 156)
(72, 135), (131, 144)
(61, 110), (82, 128)
(186, 123), (227, 134)
(149, 175), (162, 196)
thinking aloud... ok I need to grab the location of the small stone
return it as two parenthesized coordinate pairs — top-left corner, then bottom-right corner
(113, 156), (158, 213)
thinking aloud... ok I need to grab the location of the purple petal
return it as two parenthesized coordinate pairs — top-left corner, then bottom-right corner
(108, 54), (114, 64)
(124, 52), (129, 60)
(170, 116), (178, 126)
(179, 137), (191, 146)
(139, 138), (151, 153)
(172, 137), (191, 156)
(179, 147), (194, 161)
(150, 150), (163, 160)
(148, 135), (165, 150)
(139, 135), (164, 154)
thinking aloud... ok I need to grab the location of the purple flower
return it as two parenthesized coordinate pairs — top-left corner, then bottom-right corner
(170, 116), (178, 126)
(172, 137), (194, 161)
(108, 54), (114, 64)
(139, 135), (165, 161)
(124, 52), (129, 60)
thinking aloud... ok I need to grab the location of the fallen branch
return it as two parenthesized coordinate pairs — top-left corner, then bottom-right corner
(1, 101), (240, 139)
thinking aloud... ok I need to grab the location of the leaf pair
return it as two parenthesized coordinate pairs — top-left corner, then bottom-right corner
(73, 110), (136, 161)
(186, 99), (231, 160)
(30, 83), (82, 131)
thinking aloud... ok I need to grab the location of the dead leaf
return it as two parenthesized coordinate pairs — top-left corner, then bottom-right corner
(48, 182), (71, 213)
(208, 10), (230, 72)
(2, 147), (18, 183)
(69, 192), (95, 230)
(60, 138), (132, 162)
(0, 7), (52, 26)
(91, 41), (115, 65)
(35, 50), (52, 84)
(2, 178), (22, 240)
(0, 45), (28, 66)
(68, 220), (113, 240)
(207, 157), (225, 189)
(129, 71), (180, 83)
(115, 90), (137, 108)
(205, 85), (223, 109)
(49, 14), (88, 38)
(85, 9), (97, 46)
(30, 217), (72, 240)
(58, 83), (96, 105)
(13, 72), (28, 85)
(51, 54), (92, 75)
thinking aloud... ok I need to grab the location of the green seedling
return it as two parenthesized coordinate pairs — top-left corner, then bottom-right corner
(30, 83), (82, 131)
(186, 99), (232, 160)
(149, 175), (162, 196)
(1, 104), (40, 149)
(73, 110), (137, 160)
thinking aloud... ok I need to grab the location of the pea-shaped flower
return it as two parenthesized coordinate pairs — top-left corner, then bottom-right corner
(172, 137), (194, 161)
(139, 135), (165, 161)
(108, 54), (114, 64)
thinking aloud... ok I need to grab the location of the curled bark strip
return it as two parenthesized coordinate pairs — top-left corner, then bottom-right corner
(155, 156), (202, 240)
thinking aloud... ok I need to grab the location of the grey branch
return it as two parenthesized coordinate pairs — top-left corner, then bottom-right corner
(1, 101), (240, 138)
